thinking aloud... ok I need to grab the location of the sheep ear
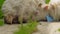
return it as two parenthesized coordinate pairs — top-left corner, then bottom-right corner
(51, 5), (55, 10)
(50, 3), (57, 10)
(38, 3), (42, 7)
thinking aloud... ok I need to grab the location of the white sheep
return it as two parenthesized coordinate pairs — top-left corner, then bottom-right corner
(48, 0), (60, 21)
(2, 0), (48, 24)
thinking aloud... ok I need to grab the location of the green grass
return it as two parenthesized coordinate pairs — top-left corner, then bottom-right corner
(14, 21), (38, 34)
(57, 28), (60, 32)
(45, 0), (50, 4)
(0, 0), (5, 26)
(0, 0), (5, 19)
(0, 19), (4, 26)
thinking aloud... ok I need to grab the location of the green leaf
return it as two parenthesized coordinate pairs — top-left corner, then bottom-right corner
(45, 0), (50, 4)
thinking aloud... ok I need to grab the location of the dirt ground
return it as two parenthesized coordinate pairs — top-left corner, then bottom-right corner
(32, 22), (49, 34)
(0, 24), (20, 34)
(0, 22), (60, 34)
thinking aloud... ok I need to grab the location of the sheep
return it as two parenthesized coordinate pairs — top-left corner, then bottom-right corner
(44, 0), (60, 21)
(2, 0), (48, 24)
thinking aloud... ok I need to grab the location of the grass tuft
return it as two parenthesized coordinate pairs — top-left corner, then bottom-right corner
(14, 21), (38, 34)
(0, 0), (5, 19)
(0, 19), (4, 26)
(45, 0), (50, 4)
(58, 28), (60, 32)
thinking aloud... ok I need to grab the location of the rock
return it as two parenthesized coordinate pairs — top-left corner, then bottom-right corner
(47, 23), (60, 34)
